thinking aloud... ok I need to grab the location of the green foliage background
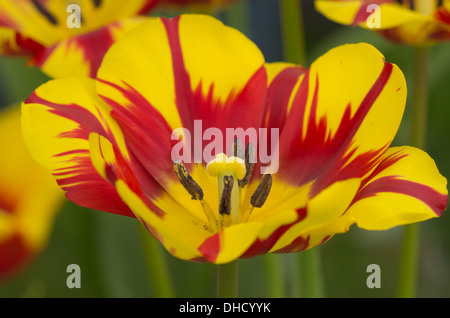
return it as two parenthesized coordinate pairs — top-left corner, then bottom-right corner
(0, 1), (449, 298)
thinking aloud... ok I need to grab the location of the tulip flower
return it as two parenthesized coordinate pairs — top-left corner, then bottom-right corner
(0, 0), (160, 77)
(161, 0), (238, 7)
(315, 0), (450, 45)
(21, 14), (447, 265)
(161, 0), (238, 8)
(0, 105), (64, 279)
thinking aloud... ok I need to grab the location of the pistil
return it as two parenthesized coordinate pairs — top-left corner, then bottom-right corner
(207, 153), (246, 227)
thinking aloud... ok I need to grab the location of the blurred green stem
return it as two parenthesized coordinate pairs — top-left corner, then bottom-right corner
(224, 0), (251, 37)
(298, 249), (324, 298)
(398, 46), (430, 298)
(398, 223), (420, 298)
(140, 226), (175, 297)
(264, 254), (285, 297)
(280, 0), (323, 298)
(409, 46), (430, 150)
(81, 210), (109, 297)
(279, 0), (306, 65)
(217, 261), (239, 297)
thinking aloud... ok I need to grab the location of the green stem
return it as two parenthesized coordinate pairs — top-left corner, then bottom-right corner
(264, 254), (286, 298)
(223, 0), (251, 37)
(398, 46), (430, 298)
(409, 46), (430, 150)
(140, 226), (175, 297)
(79, 208), (109, 297)
(398, 224), (419, 298)
(279, 0), (307, 65)
(217, 260), (239, 297)
(298, 249), (324, 298)
(280, 0), (323, 298)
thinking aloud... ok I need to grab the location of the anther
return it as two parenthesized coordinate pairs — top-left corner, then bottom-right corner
(238, 143), (255, 188)
(251, 174), (272, 208)
(173, 161), (203, 200)
(219, 175), (234, 215)
(233, 137), (244, 159)
(32, 0), (58, 25)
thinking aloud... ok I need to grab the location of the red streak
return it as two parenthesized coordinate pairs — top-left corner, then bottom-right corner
(0, 233), (31, 280)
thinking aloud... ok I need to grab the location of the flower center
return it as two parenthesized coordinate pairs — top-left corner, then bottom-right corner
(173, 140), (273, 232)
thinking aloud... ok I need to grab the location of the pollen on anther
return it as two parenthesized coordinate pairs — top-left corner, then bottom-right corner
(239, 143), (255, 188)
(173, 161), (203, 200)
(251, 174), (272, 208)
(219, 175), (234, 215)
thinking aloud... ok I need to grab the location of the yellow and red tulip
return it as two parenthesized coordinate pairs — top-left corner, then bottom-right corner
(21, 14), (447, 264)
(0, 0), (160, 78)
(315, 0), (450, 45)
(0, 105), (64, 279)
(160, 0), (238, 9)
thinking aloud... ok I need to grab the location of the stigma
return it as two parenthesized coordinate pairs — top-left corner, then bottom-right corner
(206, 153), (246, 180)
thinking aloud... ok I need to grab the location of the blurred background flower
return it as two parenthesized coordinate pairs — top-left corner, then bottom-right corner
(315, 0), (450, 298)
(0, 105), (64, 283)
(0, 0), (245, 79)
(315, 0), (450, 45)
(0, 0), (160, 78)
(160, 0), (238, 9)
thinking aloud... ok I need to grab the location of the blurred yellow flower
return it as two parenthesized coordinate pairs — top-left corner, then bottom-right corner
(160, 0), (238, 10)
(0, 0), (159, 77)
(315, 0), (450, 45)
(0, 105), (64, 280)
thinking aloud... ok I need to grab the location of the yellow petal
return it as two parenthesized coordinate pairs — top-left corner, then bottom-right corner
(200, 222), (264, 264)
(315, 0), (429, 29)
(35, 17), (147, 78)
(116, 180), (211, 261)
(270, 178), (361, 252)
(308, 43), (406, 156)
(97, 14), (265, 131)
(346, 146), (448, 230)
(0, 0), (157, 47)
(271, 43), (406, 196)
(22, 77), (133, 216)
(0, 105), (64, 277)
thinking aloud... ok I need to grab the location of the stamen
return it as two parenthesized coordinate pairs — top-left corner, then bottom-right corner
(93, 0), (102, 8)
(32, 0), (58, 25)
(251, 174), (273, 208)
(200, 199), (218, 232)
(173, 161), (203, 200)
(238, 143), (255, 188)
(173, 161), (218, 232)
(219, 175), (234, 215)
(233, 138), (244, 159)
